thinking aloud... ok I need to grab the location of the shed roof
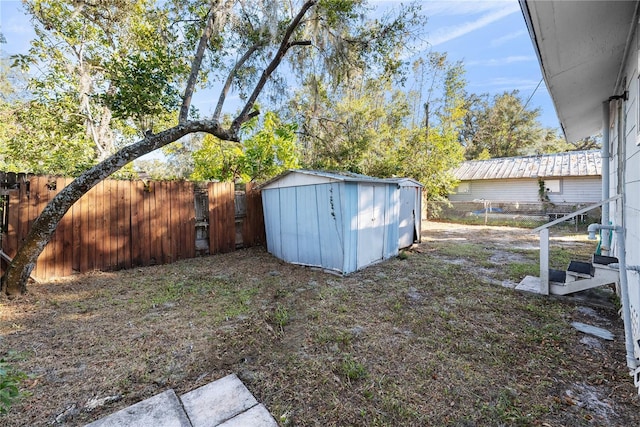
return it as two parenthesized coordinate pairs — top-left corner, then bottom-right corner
(261, 169), (422, 189)
(451, 150), (601, 181)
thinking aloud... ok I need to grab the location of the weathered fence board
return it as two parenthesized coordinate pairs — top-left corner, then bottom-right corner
(130, 181), (141, 267)
(33, 177), (50, 278)
(6, 189), (19, 263)
(243, 183), (266, 247)
(208, 182), (235, 253)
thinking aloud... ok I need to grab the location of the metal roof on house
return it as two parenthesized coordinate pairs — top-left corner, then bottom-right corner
(451, 150), (601, 181)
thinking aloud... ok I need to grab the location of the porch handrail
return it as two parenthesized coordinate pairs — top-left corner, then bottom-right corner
(532, 194), (621, 295)
(531, 195), (622, 233)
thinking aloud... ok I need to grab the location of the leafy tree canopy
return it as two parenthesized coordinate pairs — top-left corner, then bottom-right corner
(288, 53), (466, 200)
(461, 90), (547, 159)
(291, 74), (410, 174)
(191, 111), (300, 183)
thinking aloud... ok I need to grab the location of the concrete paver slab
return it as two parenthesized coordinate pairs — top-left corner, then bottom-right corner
(571, 321), (615, 340)
(84, 389), (191, 427)
(218, 404), (279, 427)
(516, 275), (543, 294)
(180, 374), (258, 427)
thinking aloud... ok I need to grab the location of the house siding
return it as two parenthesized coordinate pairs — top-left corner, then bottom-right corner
(520, 0), (640, 390)
(552, 177), (602, 203)
(448, 177), (601, 204)
(610, 17), (640, 369)
(449, 178), (539, 202)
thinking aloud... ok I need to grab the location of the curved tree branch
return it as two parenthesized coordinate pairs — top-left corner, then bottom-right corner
(0, 119), (234, 297)
(287, 40), (312, 48)
(2, 1), (321, 297)
(215, 40), (311, 121)
(231, 0), (317, 133)
(214, 44), (260, 120)
(179, 0), (220, 123)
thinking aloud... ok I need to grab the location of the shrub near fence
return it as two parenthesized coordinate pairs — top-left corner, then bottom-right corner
(0, 173), (265, 280)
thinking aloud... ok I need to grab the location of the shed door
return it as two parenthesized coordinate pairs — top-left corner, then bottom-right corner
(398, 187), (416, 248)
(356, 184), (385, 268)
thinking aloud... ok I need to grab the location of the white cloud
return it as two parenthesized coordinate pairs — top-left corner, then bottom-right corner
(3, 21), (32, 36)
(376, 1), (523, 57)
(420, 0), (519, 17)
(371, 0), (520, 17)
(427, 3), (521, 47)
(473, 77), (543, 91)
(491, 30), (526, 47)
(466, 55), (535, 66)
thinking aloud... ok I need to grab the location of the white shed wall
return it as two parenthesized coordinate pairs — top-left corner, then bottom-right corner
(262, 182), (345, 272)
(398, 186), (422, 247)
(262, 175), (402, 274)
(262, 172), (340, 189)
(355, 183), (398, 269)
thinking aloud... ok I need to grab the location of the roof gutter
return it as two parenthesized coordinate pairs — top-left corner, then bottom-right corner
(614, 1), (640, 93)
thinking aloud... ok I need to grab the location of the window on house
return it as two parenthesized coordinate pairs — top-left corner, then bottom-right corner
(545, 179), (561, 193)
(455, 182), (470, 194)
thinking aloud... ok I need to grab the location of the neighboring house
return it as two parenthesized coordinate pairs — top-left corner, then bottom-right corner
(449, 150), (602, 207)
(260, 170), (422, 274)
(521, 1), (640, 388)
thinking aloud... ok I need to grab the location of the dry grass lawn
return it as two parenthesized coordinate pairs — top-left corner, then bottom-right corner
(1, 221), (639, 426)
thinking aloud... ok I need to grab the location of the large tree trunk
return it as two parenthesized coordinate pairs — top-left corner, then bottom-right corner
(2, 1), (318, 297)
(1, 120), (232, 297)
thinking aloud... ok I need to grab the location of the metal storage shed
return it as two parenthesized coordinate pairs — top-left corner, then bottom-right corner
(261, 170), (423, 274)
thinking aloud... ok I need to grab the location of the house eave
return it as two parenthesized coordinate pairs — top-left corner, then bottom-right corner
(519, 0), (638, 142)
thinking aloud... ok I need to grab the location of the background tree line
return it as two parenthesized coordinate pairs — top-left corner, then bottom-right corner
(0, 0), (600, 295)
(1, 1), (595, 195)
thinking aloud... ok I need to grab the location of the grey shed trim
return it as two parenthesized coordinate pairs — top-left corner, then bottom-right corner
(260, 169), (423, 189)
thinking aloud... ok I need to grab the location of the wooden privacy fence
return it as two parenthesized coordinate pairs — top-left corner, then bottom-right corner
(0, 173), (265, 280)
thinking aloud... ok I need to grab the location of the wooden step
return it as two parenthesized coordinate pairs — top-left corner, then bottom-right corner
(549, 268), (566, 283)
(567, 260), (594, 276)
(593, 254), (618, 266)
(547, 258), (620, 295)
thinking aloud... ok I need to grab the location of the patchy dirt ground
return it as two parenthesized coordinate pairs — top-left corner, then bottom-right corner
(2, 221), (639, 426)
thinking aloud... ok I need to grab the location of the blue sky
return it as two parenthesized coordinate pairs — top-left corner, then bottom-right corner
(391, 0), (559, 129)
(0, 0), (560, 130)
